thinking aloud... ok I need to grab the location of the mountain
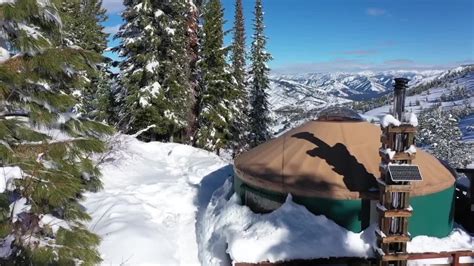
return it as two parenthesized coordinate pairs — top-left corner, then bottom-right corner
(270, 70), (445, 101)
(269, 65), (474, 134)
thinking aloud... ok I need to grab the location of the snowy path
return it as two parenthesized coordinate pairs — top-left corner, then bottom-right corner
(82, 136), (232, 265)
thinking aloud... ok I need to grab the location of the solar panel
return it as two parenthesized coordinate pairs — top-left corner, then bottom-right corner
(388, 165), (423, 182)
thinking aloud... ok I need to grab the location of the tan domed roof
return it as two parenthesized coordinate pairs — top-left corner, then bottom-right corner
(234, 121), (455, 200)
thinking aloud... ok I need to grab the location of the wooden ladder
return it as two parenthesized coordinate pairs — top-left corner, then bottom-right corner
(377, 124), (417, 266)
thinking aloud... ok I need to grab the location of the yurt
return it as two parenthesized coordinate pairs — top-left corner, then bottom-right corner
(234, 108), (455, 238)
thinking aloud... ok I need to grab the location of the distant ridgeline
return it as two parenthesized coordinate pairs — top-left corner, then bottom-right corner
(351, 65), (474, 113)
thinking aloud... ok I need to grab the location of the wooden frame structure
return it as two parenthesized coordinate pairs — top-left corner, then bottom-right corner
(376, 124), (418, 266)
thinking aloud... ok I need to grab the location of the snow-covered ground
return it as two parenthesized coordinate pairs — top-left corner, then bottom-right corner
(83, 135), (473, 265)
(82, 135), (232, 265)
(460, 113), (474, 143)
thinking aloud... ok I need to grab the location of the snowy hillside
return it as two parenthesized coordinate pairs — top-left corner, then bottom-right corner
(365, 66), (474, 122)
(270, 65), (473, 134)
(80, 135), (473, 265)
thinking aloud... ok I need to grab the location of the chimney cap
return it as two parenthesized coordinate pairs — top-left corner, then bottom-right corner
(394, 77), (410, 84)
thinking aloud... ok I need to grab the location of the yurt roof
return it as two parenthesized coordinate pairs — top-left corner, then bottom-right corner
(234, 120), (455, 200)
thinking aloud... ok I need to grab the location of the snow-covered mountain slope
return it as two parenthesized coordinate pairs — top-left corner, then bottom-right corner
(270, 70), (444, 101)
(270, 65), (473, 134)
(82, 135), (232, 265)
(365, 67), (474, 121)
(269, 78), (351, 132)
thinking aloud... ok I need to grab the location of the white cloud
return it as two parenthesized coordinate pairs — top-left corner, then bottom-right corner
(272, 58), (463, 74)
(366, 8), (386, 16)
(102, 0), (124, 14)
(104, 24), (121, 35)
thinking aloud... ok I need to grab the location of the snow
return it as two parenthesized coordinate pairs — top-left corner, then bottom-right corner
(404, 145), (417, 155)
(381, 114), (401, 127)
(406, 112), (419, 127)
(407, 228), (473, 253)
(0, 235), (14, 259)
(10, 198), (30, 223)
(365, 67), (474, 124)
(18, 23), (44, 41)
(0, 0), (15, 4)
(381, 148), (396, 159)
(0, 166), (23, 193)
(199, 180), (473, 265)
(145, 60), (159, 72)
(82, 135), (472, 265)
(130, 124), (157, 138)
(166, 27), (176, 35)
(155, 9), (164, 17)
(200, 186), (375, 265)
(0, 47), (10, 63)
(83, 135), (232, 265)
(138, 82), (161, 107)
(460, 113), (474, 143)
(39, 214), (71, 234)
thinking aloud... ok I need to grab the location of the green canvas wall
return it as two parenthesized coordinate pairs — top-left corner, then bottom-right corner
(235, 176), (454, 237)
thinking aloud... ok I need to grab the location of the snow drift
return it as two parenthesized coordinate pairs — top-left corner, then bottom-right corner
(82, 135), (232, 265)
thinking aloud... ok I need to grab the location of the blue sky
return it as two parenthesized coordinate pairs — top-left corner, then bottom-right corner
(102, 0), (474, 73)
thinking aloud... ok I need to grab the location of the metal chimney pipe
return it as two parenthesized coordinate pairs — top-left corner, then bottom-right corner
(393, 78), (410, 121)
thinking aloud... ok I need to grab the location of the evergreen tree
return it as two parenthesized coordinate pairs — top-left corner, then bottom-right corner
(230, 0), (248, 155)
(195, 0), (237, 153)
(116, 0), (192, 142)
(185, 0), (202, 142)
(94, 59), (118, 124)
(160, 0), (193, 142)
(249, 0), (272, 147)
(116, 0), (166, 140)
(418, 106), (472, 168)
(59, 0), (113, 122)
(60, 0), (108, 53)
(0, 0), (112, 264)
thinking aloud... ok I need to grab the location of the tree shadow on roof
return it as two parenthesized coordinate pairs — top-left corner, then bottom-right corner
(292, 132), (377, 194)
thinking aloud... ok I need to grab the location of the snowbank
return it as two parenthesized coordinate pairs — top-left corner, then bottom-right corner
(407, 228), (473, 253)
(198, 181), (376, 265)
(82, 135), (232, 265)
(199, 179), (473, 265)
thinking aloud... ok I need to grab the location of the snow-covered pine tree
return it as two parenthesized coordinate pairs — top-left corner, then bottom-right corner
(0, 0), (112, 263)
(116, 0), (192, 142)
(116, 0), (166, 140)
(94, 62), (118, 124)
(59, 0), (113, 122)
(230, 0), (249, 155)
(195, 0), (237, 153)
(60, 0), (108, 53)
(160, 0), (193, 142)
(418, 106), (472, 168)
(249, 0), (272, 148)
